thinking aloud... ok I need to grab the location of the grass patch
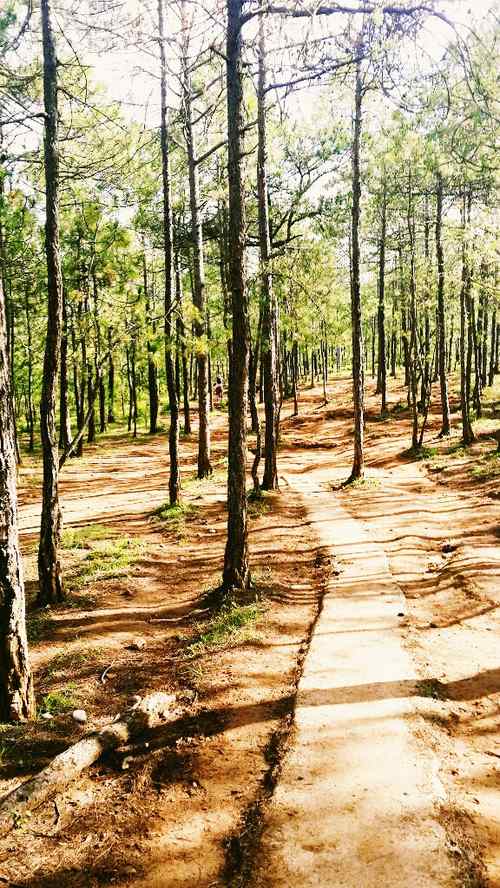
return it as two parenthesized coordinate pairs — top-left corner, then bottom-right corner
(26, 611), (53, 643)
(247, 489), (273, 518)
(428, 461), (446, 473)
(184, 603), (262, 659)
(409, 445), (438, 461)
(61, 524), (113, 549)
(45, 646), (102, 677)
(470, 450), (500, 481)
(182, 465), (226, 491)
(69, 538), (143, 589)
(347, 476), (381, 489)
(154, 501), (197, 535)
(41, 685), (78, 715)
(392, 401), (407, 413)
(415, 679), (448, 700)
(446, 442), (470, 458)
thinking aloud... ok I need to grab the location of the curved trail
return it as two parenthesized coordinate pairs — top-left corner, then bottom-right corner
(251, 470), (455, 888)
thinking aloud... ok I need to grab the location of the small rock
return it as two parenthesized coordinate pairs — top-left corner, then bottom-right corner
(72, 709), (87, 724)
(128, 639), (146, 651)
(397, 612), (405, 617)
(41, 711), (53, 720)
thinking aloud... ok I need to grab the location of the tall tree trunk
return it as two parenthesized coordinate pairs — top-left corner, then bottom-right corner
(99, 376), (106, 435)
(0, 277), (35, 721)
(24, 289), (35, 453)
(126, 347), (132, 433)
(144, 253), (159, 434)
(38, 0), (64, 606)
(181, 13), (211, 478)
(419, 196), (431, 411)
(488, 308), (497, 388)
(292, 339), (299, 416)
(158, 0), (181, 505)
(58, 294), (72, 451)
(0, 156), (20, 467)
(460, 189), (475, 445)
(470, 288), (482, 418)
(222, 0), (250, 593)
(131, 338), (138, 439)
(75, 299), (86, 457)
(377, 178), (387, 414)
(480, 261), (489, 387)
(175, 254), (191, 435)
(107, 326), (115, 423)
(348, 54), (364, 482)
(435, 172), (451, 436)
(87, 363), (95, 444)
(91, 271), (106, 436)
(371, 315), (376, 380)
(407, 171), (420, 450)
(248, 309), (262, 436)
(258, 15), (279, 492)
(390, 283), (397, 378)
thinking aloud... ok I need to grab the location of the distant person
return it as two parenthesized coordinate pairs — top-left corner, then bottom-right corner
(214, 375), (223, 407)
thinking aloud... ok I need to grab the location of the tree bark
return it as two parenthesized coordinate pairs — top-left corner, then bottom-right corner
(107, 326), (115, 423)
(181, 11), (211, 478)
(435, 172), (451, 436)
(144, 252), (159, 434)
(348, 54), (364, 482)
(0, 276), (35, 722)
(24, 288), (35, 452)
(406, 171), (421, 450)
(86, 363), (96, 443)
(460, 189), (475, 445)
(158, 0), (181, 505)
(222, 0), (250, 593)
(376, 178), (387, 414)
(257, 15), (279, 491)
(38, 0), (64, 605)
(58, 294), (72, 451)
(488, 308), (497, 388)
(175, 254), (191, 435)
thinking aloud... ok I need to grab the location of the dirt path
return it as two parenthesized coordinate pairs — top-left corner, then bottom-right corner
(4, 380), (499, 887)
(250, 470), (455, 887)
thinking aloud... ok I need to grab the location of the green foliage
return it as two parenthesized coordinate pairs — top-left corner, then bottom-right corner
(61, 524), (113, 549)
(347, 476), (381, 489)
(410, 446), (438, 461)
(69, 539), (143, 589)
(26, 612), (53, 643)
(184, 604), (262, 659)
(470, 451), (500, 481)
(416, 679), (448, 701)
(247, 490), (273, 518)
(41, 685), (78, 715)
(154, 502), (197, 534)
(45, 646), (103, 677)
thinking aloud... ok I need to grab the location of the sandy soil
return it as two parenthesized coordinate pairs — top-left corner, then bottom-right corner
(0, 375), (498, 887)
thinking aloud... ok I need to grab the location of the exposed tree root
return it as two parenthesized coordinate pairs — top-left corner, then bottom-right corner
(0, 691), (176, 837)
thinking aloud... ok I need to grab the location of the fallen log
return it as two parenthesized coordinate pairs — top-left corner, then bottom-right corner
(0, 691), (176, 837)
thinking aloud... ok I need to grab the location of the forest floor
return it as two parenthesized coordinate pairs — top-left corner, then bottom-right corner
(0, 374), (499, 887)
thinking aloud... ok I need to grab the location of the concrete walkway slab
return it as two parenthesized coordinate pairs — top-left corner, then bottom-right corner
(253, 478), (456, 888)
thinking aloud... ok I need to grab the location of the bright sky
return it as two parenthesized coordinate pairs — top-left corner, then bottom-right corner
(83, 0), (497, 124)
